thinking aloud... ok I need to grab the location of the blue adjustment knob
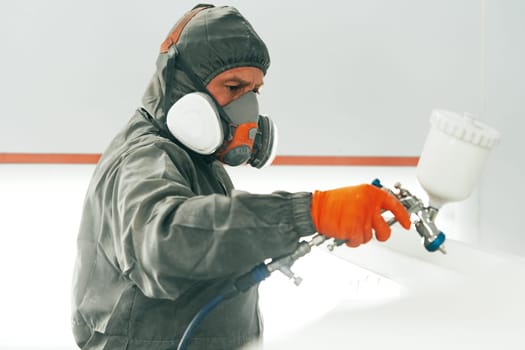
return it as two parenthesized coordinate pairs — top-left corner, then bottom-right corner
(371, 178), (383, 188)
(424, 232), (446, 252)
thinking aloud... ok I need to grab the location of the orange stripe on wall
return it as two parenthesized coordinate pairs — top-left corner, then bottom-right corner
(0, 153), (419, 166)
(0, 153), (101, 164)
(272, 156), (419, 166)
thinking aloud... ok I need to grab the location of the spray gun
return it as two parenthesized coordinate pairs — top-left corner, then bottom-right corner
(272, 178), (447, 288)
(264, 108), (504, 286)
(321, 179), (447, 255)
(239, 175), (447, 291)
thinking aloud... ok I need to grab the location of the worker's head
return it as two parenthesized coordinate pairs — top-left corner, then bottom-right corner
(142, 4), (276, 168)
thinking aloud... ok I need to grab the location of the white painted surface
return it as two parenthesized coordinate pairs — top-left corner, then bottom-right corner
(257, 234), (525, 350)
(0, 164), (517, 349)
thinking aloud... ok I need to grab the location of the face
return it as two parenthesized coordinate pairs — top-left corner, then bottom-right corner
(206, 67), (264, 106)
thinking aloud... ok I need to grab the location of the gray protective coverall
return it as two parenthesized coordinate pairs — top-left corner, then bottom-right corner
(71, 5), (316, 350)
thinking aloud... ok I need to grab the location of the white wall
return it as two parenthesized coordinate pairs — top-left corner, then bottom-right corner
(478, 0), (525, 255)
(1, 0), (483, 156)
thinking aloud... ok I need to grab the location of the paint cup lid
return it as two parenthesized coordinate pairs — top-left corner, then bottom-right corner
(430, 109), (501, 149)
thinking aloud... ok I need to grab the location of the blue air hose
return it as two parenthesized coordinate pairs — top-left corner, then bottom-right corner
(176, 294), (225, 350)
(176, 263), (271, 350)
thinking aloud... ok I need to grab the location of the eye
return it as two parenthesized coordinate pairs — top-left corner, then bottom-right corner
(227, 85), (242, 92)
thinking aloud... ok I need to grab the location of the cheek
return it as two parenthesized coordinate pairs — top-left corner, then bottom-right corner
(216, 95), (233, 107)
(207, 86), (233, 107)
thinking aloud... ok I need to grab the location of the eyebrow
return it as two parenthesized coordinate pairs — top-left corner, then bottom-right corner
(224, 78), (264, 89)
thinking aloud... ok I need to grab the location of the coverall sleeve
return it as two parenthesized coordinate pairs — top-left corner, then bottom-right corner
(113, 142), (316, 299)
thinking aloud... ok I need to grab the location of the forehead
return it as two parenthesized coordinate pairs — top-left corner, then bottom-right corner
(212, 67), (264, 86)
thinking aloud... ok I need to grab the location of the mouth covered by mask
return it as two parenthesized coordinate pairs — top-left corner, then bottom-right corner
(141, 4), (275, 168)
(166, 90), (277, 168)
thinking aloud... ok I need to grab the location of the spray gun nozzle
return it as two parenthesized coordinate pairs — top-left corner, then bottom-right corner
(422, 231), (447, 254)
(412, 205), (447, 255)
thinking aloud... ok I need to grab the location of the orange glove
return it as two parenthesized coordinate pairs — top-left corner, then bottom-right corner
(311, 184), (411, 247)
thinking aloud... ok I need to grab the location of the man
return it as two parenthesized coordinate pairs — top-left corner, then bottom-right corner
(71, 4), (411, 350)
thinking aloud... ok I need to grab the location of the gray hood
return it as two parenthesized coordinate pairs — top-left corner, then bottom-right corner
(142, 5), (271, 125)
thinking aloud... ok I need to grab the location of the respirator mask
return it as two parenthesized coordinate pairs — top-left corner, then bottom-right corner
(165, 60), (277, 168)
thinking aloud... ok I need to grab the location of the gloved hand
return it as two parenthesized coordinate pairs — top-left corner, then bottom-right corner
(311, 184), (411, 247)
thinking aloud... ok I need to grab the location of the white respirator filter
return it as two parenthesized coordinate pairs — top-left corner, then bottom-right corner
(166, 92), (224, 155)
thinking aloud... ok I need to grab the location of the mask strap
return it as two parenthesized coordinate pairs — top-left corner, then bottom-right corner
(159, 4), (214, 54)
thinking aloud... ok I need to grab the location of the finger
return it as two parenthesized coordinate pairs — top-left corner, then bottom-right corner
(372, 212), (391, 241)
(346, 229), (363, 247)
(363, 220), (373, 244)
(382, 194), (411, 229)
(346, 239), (360, 248)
